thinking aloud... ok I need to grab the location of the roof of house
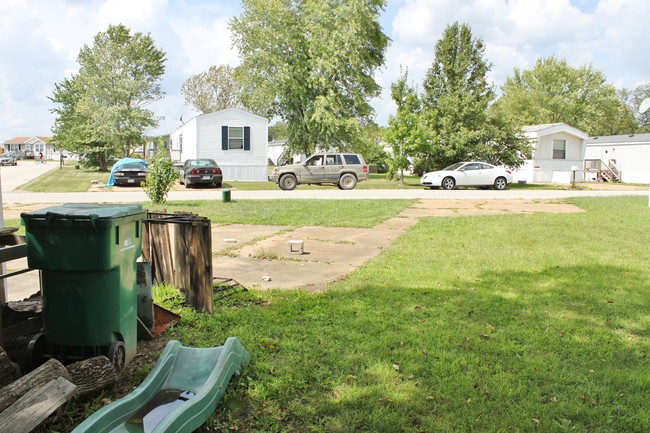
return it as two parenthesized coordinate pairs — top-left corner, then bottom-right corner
(522, 123), (588, 140)
(3, 136), (52, 144)
(169, 107), (268, 135)
(587, 133), (650, 145)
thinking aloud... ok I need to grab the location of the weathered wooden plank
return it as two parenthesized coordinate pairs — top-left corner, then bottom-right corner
(0, 358), (70, 412)
(157, 223), (175, 284)
(172, 222), (190, 295)
(193, 219), (213, 314)
(0, 376), (77, 433)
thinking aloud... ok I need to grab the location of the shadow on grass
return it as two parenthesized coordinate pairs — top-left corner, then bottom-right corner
(165, 263), (650, 433)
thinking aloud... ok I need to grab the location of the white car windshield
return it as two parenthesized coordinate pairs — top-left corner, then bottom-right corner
(443, 162), (465, 171)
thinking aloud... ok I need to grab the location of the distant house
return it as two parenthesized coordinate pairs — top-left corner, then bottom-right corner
(585, 133), (650, 183)
(513, 123), (588, 184)
(169, 108), (268, 181)
(2, 136), (55, 159)
(144, 134), (171, 159)
(267, 138), (287, 165)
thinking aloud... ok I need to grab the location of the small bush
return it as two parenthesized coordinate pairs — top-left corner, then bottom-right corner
(144, 141), (178, 205)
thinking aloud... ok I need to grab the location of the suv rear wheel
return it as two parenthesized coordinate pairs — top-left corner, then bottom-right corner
(338, 173), (357, 190)
(279, 174), (298, 191)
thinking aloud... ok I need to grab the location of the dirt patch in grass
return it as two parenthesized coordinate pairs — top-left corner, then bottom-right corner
(213, 199), (584, 292)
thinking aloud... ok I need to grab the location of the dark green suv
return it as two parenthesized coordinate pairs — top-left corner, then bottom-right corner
(269, 153), (369, 190)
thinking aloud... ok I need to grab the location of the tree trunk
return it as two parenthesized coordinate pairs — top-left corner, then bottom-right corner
(66, 356), (118, 397)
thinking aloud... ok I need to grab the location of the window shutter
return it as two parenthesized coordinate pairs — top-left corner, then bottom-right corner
(222, 126), (228, 150)
(244, 126), (251, 151)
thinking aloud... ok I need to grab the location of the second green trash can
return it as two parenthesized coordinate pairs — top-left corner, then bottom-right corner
(22, 203), (147, 372)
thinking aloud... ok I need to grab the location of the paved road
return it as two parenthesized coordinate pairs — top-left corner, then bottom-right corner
(0, 160), (647, 204)
(1, 158), (58, 193)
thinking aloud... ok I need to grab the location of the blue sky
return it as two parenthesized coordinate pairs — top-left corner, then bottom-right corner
(0, 0), (647, 140)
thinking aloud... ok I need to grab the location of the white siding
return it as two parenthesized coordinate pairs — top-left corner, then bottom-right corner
(169, 108), (269, 181)
(170, 118), (198, 161)
(513, 127), (586, 183)
(586, 141), (650, 183)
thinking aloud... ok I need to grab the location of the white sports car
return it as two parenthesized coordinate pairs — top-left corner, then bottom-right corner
(420, 161), (513, 190)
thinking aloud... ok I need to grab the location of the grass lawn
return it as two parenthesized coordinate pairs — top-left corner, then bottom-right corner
(20, 165), (108, 192)
(20, 169), (425, 192)
(64, 195), (646, 433)
(158, 199), (415, 227)
(19, 166), (603, 194)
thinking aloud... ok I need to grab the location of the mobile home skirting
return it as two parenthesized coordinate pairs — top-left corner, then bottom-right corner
(220, 164), (268, 182)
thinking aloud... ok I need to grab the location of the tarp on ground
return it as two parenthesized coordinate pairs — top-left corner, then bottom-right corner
(106, 157), (147, 186)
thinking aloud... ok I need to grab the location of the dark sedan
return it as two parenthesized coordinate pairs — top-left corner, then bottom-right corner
(113, 161), (147, 186)
(180, 159), (223, 188)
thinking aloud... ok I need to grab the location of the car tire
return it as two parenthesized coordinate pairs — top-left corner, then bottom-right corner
(493, 177), (507, 190)
(184, 178), (191, 188)
(279, 174), (298, 191)
(338, 173), (357, 190)
(215, 182), (222, 188)
(441, 177), (455, 190)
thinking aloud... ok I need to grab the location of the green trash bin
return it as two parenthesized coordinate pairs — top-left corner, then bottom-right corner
(21, 203), (147, 372)
(222, 188), (231, 202)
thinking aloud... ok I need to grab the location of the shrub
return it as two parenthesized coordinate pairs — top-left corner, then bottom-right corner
(144, 141), (177, 204)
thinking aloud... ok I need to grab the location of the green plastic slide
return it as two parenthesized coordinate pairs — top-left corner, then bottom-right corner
(72, 337), (249, 433)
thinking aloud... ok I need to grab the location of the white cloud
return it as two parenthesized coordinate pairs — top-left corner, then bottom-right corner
(376, 0), (650, 124)
(0, 0), (647, 138)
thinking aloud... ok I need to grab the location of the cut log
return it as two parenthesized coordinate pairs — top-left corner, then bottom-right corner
(0, 376), (77, 433)
(66, 356), (118, 397)
(0, 346), (19, 387)
(0, 357), (69, 413)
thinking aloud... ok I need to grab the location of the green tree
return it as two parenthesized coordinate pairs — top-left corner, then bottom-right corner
(357, 122), (389, 173)
(269, 121), (289, 141)
(619, 83), (650, 133)
(492, 56), (635, 136)
(420, 22), (530, 171)
(144, 139), (178, 205)
(230, 0), (389, 156)
(181, 65), (243, 114)
(50, 24), (166, 171)
(385, 67), (428, 183)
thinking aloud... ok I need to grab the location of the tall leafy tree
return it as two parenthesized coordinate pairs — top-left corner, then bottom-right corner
(619, 83), (650, 133)
(420, 22), (530, 171)
(385, 67), (428, 183)
(231, 0), (389, 155)
(181, 65), (243, 114)
(492, 56), (635, 136)
(50, 24), (166, 170)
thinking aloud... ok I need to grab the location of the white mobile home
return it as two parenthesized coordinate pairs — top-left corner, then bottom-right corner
(169, 108), (268, 181)
(585, 133), (650, 184)
(513, 123), (588, 184)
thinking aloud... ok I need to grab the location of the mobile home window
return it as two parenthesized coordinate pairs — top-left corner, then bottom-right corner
(229, 127), (244, 149)
(553, 139), (566, 159)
